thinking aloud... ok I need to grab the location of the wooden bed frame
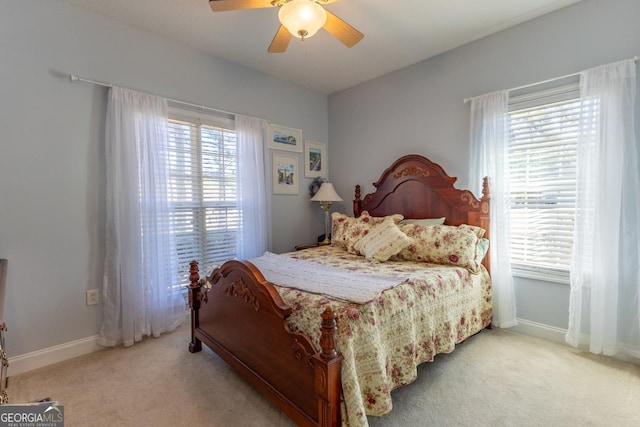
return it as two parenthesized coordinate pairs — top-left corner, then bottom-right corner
(188, 154), (490, 427)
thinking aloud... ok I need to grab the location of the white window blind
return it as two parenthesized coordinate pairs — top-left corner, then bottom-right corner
(508, 83), (580, 280)
(166, 110), (239, 287)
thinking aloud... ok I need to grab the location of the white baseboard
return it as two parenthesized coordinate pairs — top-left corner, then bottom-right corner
(8, 316), (635, 377)
(8, 335), (102, 377)
(509, 318), (568, 345)
(510, 319), (640, 366)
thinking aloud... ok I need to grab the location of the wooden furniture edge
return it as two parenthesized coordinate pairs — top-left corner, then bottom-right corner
(188, 260), (342, 427)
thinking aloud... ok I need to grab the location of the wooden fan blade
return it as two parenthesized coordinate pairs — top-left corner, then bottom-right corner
(209, 0), (339, 12)
(209, 0), (274, 12)
(323, 10), (364, 48)
(268, 25), (292, 53)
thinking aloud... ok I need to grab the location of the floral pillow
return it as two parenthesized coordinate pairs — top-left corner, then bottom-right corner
(331, 211), (404, 254)
(458, 223), (486, 239)
(353, 217), (413, 262)
(393, 224), (483, 272)
(359, 210), (403, 226)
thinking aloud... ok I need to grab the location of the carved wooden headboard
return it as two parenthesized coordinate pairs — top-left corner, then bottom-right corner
(352, 154), (490, 270)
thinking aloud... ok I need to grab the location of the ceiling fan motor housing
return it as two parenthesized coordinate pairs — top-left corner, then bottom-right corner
(278, 0), (327, 39)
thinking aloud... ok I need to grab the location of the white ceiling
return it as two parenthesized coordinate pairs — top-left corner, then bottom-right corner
(68, 0), (581, 95)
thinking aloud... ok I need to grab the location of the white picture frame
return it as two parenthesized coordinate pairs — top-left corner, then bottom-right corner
(268, 124), (303, 152)
(304, 140), (327, 178)
(272, 153), (299, 195)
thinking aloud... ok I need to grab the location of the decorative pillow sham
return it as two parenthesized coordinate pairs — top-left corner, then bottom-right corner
(331, 211), (404, 254)
(393, 224), (482, 272)
(399, 217), (446, 226)
(359, 210), (404, 226)
(353, 218), (413, 262)
(458, 223), (486, 239)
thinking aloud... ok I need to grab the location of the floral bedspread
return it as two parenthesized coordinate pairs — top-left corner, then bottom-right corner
(274, 246), (493, 427)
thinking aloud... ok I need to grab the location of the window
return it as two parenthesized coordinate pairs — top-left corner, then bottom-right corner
(507, 83), (580, 282)
(166, 108), (239, 287)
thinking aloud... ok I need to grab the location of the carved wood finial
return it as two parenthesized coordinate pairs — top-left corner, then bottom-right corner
(482, 176), (490, 200)
(189, 260), (200, 288)
(353, 185), (363, 217)
(188, 260), (208, 308)
(188, 261), (199, 309)
(319, 307), (338, 360)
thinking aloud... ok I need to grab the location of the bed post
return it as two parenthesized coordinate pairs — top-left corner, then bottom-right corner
(313, 307), (342, 427)
(353, 185), (362, 217)
(188, 260), (203, 353)
(480, 177), (491, 274)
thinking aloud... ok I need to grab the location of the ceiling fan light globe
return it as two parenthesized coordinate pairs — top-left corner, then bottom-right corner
(278, 0), (327, 39)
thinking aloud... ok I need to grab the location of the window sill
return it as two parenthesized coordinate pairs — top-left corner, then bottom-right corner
(511, 267), (570, 285)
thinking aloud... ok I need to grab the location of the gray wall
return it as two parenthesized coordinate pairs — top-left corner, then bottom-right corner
(328, 0), (640, 333)
(0, 0), (327, 357)
(3, 0), (639, 360)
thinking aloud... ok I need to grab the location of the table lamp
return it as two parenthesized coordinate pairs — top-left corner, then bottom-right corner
(310, 183), (343, 245)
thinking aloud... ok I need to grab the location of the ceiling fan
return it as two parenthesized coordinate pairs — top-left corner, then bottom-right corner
(208, 0), (364, 53)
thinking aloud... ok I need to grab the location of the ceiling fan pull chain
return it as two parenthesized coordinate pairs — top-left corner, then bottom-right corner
(304, 38), (310, 89)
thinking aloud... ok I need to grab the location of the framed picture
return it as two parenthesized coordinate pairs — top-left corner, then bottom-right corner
(304, 141), (327, 178)
(272, 153), (299, 195)
(268, 124), (303, 152)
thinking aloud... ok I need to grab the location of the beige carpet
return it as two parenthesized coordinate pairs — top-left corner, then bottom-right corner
(8, 325), (640, 427)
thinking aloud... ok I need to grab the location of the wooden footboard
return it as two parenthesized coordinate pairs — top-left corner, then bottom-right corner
(188, 260), (342, 427)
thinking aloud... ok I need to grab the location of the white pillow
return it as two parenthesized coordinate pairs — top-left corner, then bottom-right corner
(476, 238), (490, 263)
(354, 218), (413, 262)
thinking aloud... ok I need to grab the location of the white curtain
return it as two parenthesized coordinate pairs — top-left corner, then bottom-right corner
(100, 86), (184, 348)
(236, 114), (270, 259)
(566, 59), (640, 357)
(469, 90), (518, 328)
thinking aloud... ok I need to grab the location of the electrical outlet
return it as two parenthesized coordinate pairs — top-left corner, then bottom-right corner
(86, 289), (99, 306)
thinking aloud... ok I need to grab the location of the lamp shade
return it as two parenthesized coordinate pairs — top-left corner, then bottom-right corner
(310, 182), (343, 202)
(278, 0), (327, 39)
